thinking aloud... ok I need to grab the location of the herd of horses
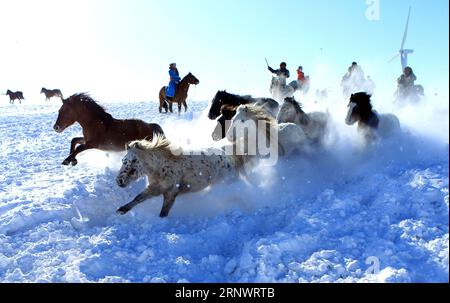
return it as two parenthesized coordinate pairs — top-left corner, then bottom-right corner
(4, 88), (63, 104)
(3, 73), (401, 218)
(48, 84), (400, 217)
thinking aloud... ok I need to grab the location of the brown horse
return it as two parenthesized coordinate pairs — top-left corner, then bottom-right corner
(41, 88), (63, 101)
(53, 93), (165, 166)
(159, 72), (199, 115)
(6, 90), (25, 104)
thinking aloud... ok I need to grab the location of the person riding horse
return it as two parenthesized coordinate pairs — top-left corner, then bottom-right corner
(341, 62), (367, 97)
(395, 66), (423, 102)
(296, 66), (310, 93)
(268, 62), (290, 85)
(165, 63), (181, 101)
(397, 66), (416, 91)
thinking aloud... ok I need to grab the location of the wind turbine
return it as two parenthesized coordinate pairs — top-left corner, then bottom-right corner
(388, 6), (414, 71)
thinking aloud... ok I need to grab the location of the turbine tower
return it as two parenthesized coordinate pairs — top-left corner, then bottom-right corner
(388, 7), (414, 71)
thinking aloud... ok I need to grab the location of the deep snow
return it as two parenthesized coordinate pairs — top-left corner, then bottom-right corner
(0, 90), (448, 282)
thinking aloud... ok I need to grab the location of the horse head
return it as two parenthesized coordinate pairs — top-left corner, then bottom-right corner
(346, 92), (374, 126)
(40, 88), (46, 94)
(185, 72), (200, 85)
(54, 96), (77, 133)
(208, 90), (228, 120)
(211, 104), (239, 141)
(117, 146), (145, 188)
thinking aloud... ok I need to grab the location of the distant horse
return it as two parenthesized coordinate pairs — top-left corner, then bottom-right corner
(345, 92), (401, 144)
(159, 72), (200, 115)
(53, 93), (165, 166)
(227, 104), (309, 157)
(270, 77), (298, 101)
(41, 88), (63, 101)
(6, 90), (25, 104)
(395, 84), (424, 105)
(116, 135), (245, 217)
(277, 97), (331, 144)
(208, 90), (279, 141)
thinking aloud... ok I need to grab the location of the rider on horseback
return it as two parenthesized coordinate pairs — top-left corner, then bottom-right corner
(297, 66), (306, 82)
(165, 63), (181, 101)
(268, 62), (290, 81)
(397, 66), (417, 90)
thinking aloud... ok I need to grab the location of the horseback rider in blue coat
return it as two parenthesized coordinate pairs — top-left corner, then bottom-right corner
(268, 62), (290, 79)
(166, 63), (181, 101)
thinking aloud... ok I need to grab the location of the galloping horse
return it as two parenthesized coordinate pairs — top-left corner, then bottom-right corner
(116, 135), (246, 217)
(159, 72), (199, 115)
(227, 104), (309, 157)
(277, 97), (331, 144)
(345, 92), (400, 144)
(270, 77), (297, 101)
(208, 90), (279, 141)
(41, 88), (63, 101)
(6, 90), (25, 104)
(53, 93), (165, 166)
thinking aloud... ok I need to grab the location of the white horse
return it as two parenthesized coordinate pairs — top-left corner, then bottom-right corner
(270, 76), (296, 102)
(277, 97), (331, 145)
(116, 135), (243, 217)
(345, 92), (401, 144)
(226, 104), (309, 157)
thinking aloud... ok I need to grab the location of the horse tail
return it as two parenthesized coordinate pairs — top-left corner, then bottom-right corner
(149, 123), (165, 140)
(159, 87), (169, 111)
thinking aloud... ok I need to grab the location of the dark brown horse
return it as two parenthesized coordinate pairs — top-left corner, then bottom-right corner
(6, 90), (25, 104)
(41, 88), (63, 101)
(53, 93), (165, 166)
(159, 72), (200, 115)
(208, 90), (279, 141)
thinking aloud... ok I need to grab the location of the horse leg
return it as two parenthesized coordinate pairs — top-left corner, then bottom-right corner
(178, 102), (182, 116)
(69, 137), (84, 155)
(183, 100), (188, 112)
(168, 102), (173, 113)
(159, 97), (166, 113)
(117, 185), (162, 215)
(62, 142), (96, 166)
(159, 188), (180, 218)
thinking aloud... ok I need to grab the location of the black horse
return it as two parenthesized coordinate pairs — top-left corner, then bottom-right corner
(346, 92), (401, 144)
(6, 90), (25, 104)
(208, 90), (279, 141)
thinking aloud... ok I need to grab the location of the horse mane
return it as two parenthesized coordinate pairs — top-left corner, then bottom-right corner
(241, 104), (277, 125)
(129, 135), (181, 160)
(284, 97), (305, 114)
(350, 92), (374, 121)
(67, 93), (113, 122)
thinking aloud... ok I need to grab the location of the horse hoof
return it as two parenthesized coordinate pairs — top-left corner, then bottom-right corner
(62, 159), (71, 166)
(71, 160), (78, 166)
(117, 207), (130, 215)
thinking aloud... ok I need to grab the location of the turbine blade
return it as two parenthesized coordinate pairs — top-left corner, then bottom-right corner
(388, 53), (400, 63)
(401, 6), (412, 50)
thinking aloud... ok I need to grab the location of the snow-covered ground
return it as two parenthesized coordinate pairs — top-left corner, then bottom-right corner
(0, 91), (448, 283)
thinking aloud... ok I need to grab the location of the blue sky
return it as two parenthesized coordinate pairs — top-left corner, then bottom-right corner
(0, 0), (448, 101)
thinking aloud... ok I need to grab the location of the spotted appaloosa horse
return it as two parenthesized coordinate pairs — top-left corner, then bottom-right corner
(116, 135), (247, 217)
(53, 93), (165, 166)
